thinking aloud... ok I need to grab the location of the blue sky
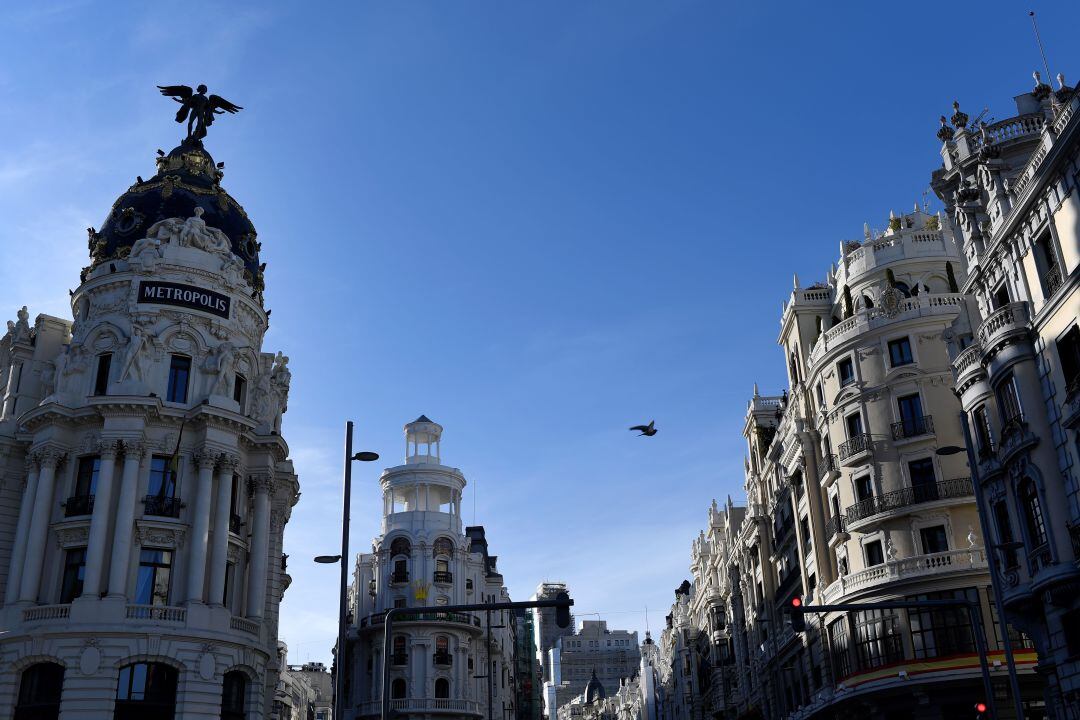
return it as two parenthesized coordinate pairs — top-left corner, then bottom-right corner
(2, 1), (1077, 665)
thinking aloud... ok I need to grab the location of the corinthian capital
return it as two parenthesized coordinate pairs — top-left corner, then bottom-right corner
(193, 448), (218, 470)
(32, 446), (67, 469)
(248, 471), (275, 495)
(217, 453), (241, 473)
(98, 439), (121, 459)
(121, 438), (149, 461)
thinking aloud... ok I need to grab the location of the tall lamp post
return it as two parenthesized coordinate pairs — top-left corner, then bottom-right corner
(937, 413), (1025, 720)
(315, 420), (379, 720)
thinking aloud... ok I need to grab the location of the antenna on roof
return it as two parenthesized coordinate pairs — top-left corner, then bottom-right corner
(1029, 11), (1053, 88)
(645, 605), (650, 634)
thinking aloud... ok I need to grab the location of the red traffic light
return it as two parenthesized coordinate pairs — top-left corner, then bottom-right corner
(975, 702), (987, 713)
(791, 597), (802, 608)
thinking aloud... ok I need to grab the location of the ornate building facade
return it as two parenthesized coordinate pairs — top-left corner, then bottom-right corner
(934, 74), (1080, 717)
(344, 417), (516, 720)
(0, 129), (299, 718)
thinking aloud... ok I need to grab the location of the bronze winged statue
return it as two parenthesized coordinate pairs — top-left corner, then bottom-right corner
(157, 84), (243, 141)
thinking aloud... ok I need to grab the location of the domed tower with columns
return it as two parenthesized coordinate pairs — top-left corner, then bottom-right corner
(0, 101), (299, 719)
(345, 416), (516, 720)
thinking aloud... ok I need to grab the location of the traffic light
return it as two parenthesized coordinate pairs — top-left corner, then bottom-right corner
(789, 597), (805, 632)
(555, 592), (572, 628)
(975, 701), (988, 719)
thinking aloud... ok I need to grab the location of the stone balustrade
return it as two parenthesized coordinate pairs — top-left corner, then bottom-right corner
(975, 301), (1031, 352)
(360, 698), (482, 716)
(833, 547), (985, 597)
(22, 604), (71, 622)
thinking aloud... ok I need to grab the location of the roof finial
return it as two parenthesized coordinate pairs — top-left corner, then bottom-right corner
(1057, 72), (1067, 90)
(793, 272), (800, 290)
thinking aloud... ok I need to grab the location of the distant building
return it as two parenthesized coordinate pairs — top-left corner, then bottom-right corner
(290, 662), (333, 720)
(551, 620), (640, 712)
(276, 642), (318, 720)
(343, 416), (517, 720)
(531, 582), (574, 688)
(514, 609), (543, 720)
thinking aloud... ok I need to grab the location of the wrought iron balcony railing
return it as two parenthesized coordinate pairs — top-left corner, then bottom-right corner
(891, 414), (934, 440)
(845, 477), (973, 523)
(391, 652), (409, 666)
(433, 651), (452, 666)
(433, 571), (453, 584)
(824, 514), (846, 540)
(143, 495), (182, 518)
(820, 454), (838, 475)
(64, 494), (95, 517)
(838, 433), (872, 460)
(1043, 265), (1063, 296)
(391, 570), (409, 584)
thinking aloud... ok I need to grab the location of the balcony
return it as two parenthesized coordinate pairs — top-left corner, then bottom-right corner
(952, 343), (985, 388)
(433, 651), (452, 666)
(143, 495), (182, 518)
(229, 513), (243, 534)
(1042, 265), (1064, 297)
(359, 611), (482, 629)
(824, 515), (847, 542)
(845, 477), (973, 525)
(891, 414), (934, 441)
(125, 604), (186, 622)
(433, 571), (453, 584)
(819, 453), (839, 479)
(976, 302), (1030, 355)
(391, 652), (409, 666)
(359, 699), (481, 717)
(230, 616), (260, 635)
(22, 604), (71, 623)
(838, 434), (872, 465)
(390, 570), (409, 584)
(833, 547), (986, 597)
(64, 494), (95, 517)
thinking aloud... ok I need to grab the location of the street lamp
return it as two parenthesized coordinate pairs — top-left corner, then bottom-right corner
(314, 421), (379, 720)
(937, 425), (1025, 720)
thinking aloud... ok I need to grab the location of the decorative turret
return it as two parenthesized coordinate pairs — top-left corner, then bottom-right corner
(404, 414), (442, 464)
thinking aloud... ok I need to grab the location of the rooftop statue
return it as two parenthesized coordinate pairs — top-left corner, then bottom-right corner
(157, 84), (243, 141)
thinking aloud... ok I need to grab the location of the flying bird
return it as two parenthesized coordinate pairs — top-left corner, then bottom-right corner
(630, 421), (657, 437)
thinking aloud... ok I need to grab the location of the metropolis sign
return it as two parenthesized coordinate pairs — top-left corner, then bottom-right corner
(137, 281), (231, 319)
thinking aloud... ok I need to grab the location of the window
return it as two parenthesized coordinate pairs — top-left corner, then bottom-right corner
(14, 663), (64, 720)
(888, 337), (913, 367)
(799, 517), (812, 553)
(864, 540), (884, 567)
(994, 501), (1019, 569)
(1062, 608), (1080, 658)
(838, 358), (855, 387)
(60, 547), (87, 603)
(68, 456), (100, 516)
(165, 355), (191, 403)
(145, 456), (179, 517)
(1058, 326), (1080, 397)
(221, 671), (247, 720)
(392, 636), (408, 665)
(390, 537), (411, 557)
(996, 374), (1023, 426)
(229, 474), (242, 534)
(115, 663), (177, 720)
(992, 284), (1011, 309)
(223, 563), (235, 608)
(853, 609), (903, 669)
(919, 525), (949, 554)
(434, 558), (451, 583)
(393, 597), (406, 608)
(828, 618), (851, 679)
(392, 559), (408, 583)
(134, 549), (172, 606)
(973, 406), (994, 456)
(1018, 479), (1048, 547)
(908, 458), (938, 498)
(1035, 231), (1063, 296)
(854, 474), (872, 502)
(895, 393), (927, 437)
(233, 373), (247, 409)
(93, 353), (112, 395)
(816, 382), (825, 406)
(908, 588), (976, 659)
(434, 678), (450, 699)
(845, 414), (863, 441)
(391, 678), (407, 699)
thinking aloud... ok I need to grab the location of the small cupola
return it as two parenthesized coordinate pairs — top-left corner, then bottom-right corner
(404, 415), (442, 464)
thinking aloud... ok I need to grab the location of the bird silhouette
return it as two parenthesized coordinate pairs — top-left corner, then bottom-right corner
(630, 421), (657, 437)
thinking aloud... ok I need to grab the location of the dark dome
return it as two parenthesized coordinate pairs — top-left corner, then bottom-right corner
(89, 138), (262, 287)
(585, 671), (605, 704)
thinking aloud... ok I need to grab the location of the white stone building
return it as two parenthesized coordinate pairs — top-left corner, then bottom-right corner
(344, 417), (516, 720)
(0, 134), (299, 717)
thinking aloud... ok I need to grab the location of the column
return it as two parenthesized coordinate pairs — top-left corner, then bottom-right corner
(246, 473), (272, 617)
(208, 455), (238, 606)
(186, 450), (217, 604)
(81, 440), (119, 597)
(107, 441), (145, 599)
(5, 457), (40, 604)
(19, 449), (64, 602)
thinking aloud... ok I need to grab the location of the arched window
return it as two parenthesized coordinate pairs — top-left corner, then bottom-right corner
(115, 662), (177, 720)
(435, 678), (450, 699)
(432, 537), (454, 559)
(391, 678), (407, 700)
(434, 635), (451, 666)
(389, 538), (411, 558)
(1019, 479), (1048, 547)
(221, 671), (247, 720)
(14, 662), (64, 720)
